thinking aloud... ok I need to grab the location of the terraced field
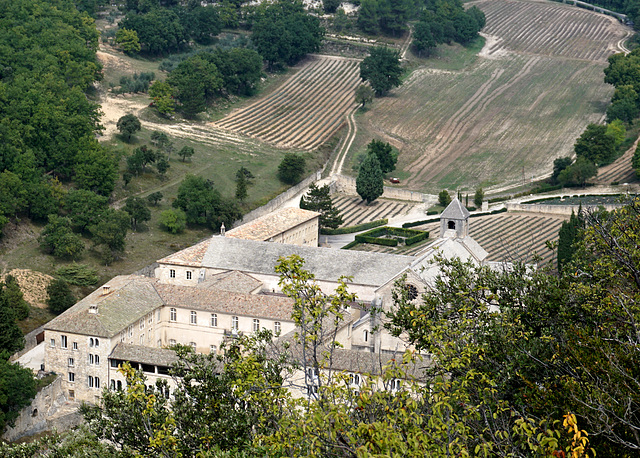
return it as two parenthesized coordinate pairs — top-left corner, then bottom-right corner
(352, 0), (628, 193)
(212, 55), (362, 150)
(596, 144), (639, 184)
(332, 195), (418, 226)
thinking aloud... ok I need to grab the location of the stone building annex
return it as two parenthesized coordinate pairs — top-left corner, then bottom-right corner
(41, 199), (500, 406)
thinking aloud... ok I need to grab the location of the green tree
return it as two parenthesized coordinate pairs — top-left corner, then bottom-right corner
(438, 189), (451, 207)
(65, 189), (109, 233)
(360, 46), (403, 96)
(413, 21), (436, 57)
(357, 0), (379, 34)
(156, 155), (170, 178)
(147, 191), (163, 206)
(557, 210), (583, 272)
(606, 97), (638, 123)
(277, 153), (306, 185)
(173, 175), (241, 230)
(0, 289), (24, 355)
(366, 139), (397, 173)
(605, 119), (626, 147)
(2, 276), (29, 322)
(473, 188), (484, 208)
(115, 27), (141, 54)
(178, 146), (195, 162)
(88, 209), (130, 264)
(574, 123), (617, 165)
(167, 56), (222, 117)
(552, 157), (573, 184)
(356, 153), (384, 204)
(148, 81), (176, 116)
(634, 142), (640, 176)
(235, 166), (255, 183)
(323, 0), (340, 13)
(117, 114), (141, 142)
(46, 278), (76, 315)
(300, 183), (343, 229)
(119, 8), (187, 55)
(159, 208), (187, 234)
(355, 84), (374, 108)
(235, 172), (248, 201)
(74, 140), (118, 196)
(0, 358), (36, 434)
(38, 215), (85, 260)
(557, 157), (597, 187)
(123, 196), (151, 230)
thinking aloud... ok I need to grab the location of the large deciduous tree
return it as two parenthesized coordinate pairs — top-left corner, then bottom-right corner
(360, 46), (403, 96)
(356, 153), (384, 204)
(366, 139), (397, 173)
(574, 123), (617, 166)
(173, 175), (241, 230)
(167, 56), (222, 117)
(277, 153), (306, 185)
(117, 114), (141, 142)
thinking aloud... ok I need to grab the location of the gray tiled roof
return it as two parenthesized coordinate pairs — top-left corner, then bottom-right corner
(197, 270), (262, 294)
(45, 276), (164, 338)
(227, 207), (320, 241)
(440, 198), (470, 220)
(110, 343), (179, 367)
(201, 237), (414, 287)
(154, 283), (295, 321)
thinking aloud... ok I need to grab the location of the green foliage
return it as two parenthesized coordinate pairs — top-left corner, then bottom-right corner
(299, 183), (343, 229)
(557, 210), (584, 272)
(355, 226), (428, 246)
(355, 84), (374, 108)
(0, 286), (25, 354)
(366, 139), (397, 173)
(88, 209), (130, 264)
(160, 208), (187, 234)
(178, 146), (195, 162)
(413, 21), (436, 56)
(574, 124), (617, 165)
(126, 145), (157, 176)
(634, 142), (640, 176)
(64, 189), (109, 233)
(74, 140), (118, 196)
(473, 188), (484, 208)
(117, 114), (142, 142)
(54, 264), (99, 286)
(167, 55), (223, 117)
(113, 71), (154, 95)
(0, 358), (36, 434)
(235, 172), (248, 201)
(557, 157), (597, 187)
(605, 118), (626, 146)
(438, 189), (451, 207)
(46, 278), (76, 315)
(356, 153), (384, 204)
(115, 27), (141, 54)
(173, 174), (241, 230)
(323, 0), (341, 13)
(552, 157), (573, 184)
(251, 0), (324, 68)
(360, 46), (403, 96)
(119, 8), (188, 55)
(355, 234), (398, 246)
(147, 191), (163, 206)
(1, 276), (29, 322)
(320, 218), (387, 235)
(123, 196), (151, 230)
(277, 153), (306, 185)
(148, 80), (176, 116)
(39, 215), (85, 260)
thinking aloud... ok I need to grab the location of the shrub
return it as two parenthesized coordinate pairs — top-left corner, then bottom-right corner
(47, 279), (76, 315)
(55, 264), (99, 286)
(160, 209), (187, 234)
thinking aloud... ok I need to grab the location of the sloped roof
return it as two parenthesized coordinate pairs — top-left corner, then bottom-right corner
(227, 207), (320, 241)
(110, 343), (179, 367)
(440, 198), (470, 220)
(197, 270), (263, 294)
(45, 276), (164, 338)
(154, 283), (295, 321)
(201, 236), (414, 287)
(157, 238), (211, 267)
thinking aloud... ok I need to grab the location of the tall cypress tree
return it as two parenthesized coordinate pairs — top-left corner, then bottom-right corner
(557, 208), (584, 272)
(356, 154), (384, 204)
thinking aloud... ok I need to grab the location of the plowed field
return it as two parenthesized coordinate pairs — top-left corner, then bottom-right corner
(212, 55), (362, 150)
(352, 0), (629, 193)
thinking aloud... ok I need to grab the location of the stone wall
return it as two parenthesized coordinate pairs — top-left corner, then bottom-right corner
(330, 174), (434, 203)
(2, 376), (82, 442)
(506, 202), (624, 215)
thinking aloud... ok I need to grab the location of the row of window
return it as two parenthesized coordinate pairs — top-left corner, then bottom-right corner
(51, 336), (98, 350)
(170, 308), (281, 333)
(67, 372), (100, 389)
(169, 269), (192, 280)
(67, 354), (100, 367)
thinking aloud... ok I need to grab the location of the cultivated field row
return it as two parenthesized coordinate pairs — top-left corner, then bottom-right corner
(477, 0), (623, 62)
(412, 213), (567, 266)
(332, 195), (418, 227)
(212, 55), (362, 150)
(596, 146), (639, 184)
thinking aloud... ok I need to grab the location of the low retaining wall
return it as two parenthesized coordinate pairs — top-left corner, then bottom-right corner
(232, 170), (322, 228)
(2, 376), (82, 442)
(330, 174), (433, 203)
(506, 202), (624, 215)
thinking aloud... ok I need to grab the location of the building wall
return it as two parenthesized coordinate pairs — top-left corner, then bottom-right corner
(268, 217), (319, 247)
(44, 329), (111, 404)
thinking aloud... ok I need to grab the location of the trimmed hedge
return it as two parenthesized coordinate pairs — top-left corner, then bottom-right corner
(354, 226), (429, 247)
(402, 217), (440, 228)
(340, 240), (361, 250)
(321, 219), (388, 235)
(426, 210), (439, 215)
(354, 235), (398, 246)
(405, 231), (429, 245)
(469, 207), (507, 218)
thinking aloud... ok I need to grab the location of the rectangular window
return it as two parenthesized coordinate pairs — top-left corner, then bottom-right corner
(186, 271), (192, 280)
(211, 313), (217, 327)
(157, 339), (162, 348)
(128, 326), (133, 338)
(190, 311), (197, 325)
(50, 339), (55, 347)
(72, 342), (78, 350)
(148, 313), (153, 324)
(139, 319), (144, 330)
(61, 335), (68, 349)
(169, 339), (176, 346)
(68, 372), (75, 383)
(88, 376), (94, 388)
(232, 316), (239, 331)
(68, 358), (74, 367)
(169, 269), (176, 278)
(170, 308), (177, 322)
(111, 360), (118, 368)
(140, 335), (144, 344)
(253, 319), (260, 332)
(210, 345), (217, 354)
(274, 322), (281, 334)
(68, 390), (75, 400)
(89, 354), (94, 365)
(95, 377), (100, 389)
(95, 355), (99, 366)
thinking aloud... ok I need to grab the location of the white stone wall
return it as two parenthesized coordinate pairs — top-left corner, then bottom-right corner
(269, 218), (319, 247)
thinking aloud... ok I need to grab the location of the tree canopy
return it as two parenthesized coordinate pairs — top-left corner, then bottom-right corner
(360, 46), (403, 96)
(277, 154), (306, 185)
(299, 183), (343, 229)
(356, 153), (384, 203)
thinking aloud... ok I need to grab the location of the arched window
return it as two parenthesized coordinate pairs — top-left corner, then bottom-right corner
(448, 220), (456, 230)
(89, 338), (94, 347)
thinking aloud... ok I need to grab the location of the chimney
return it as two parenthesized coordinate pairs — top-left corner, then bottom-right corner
(102, 285), (111, 295)
(220, 222), (226, 237)
(89, 304), (98, 314)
